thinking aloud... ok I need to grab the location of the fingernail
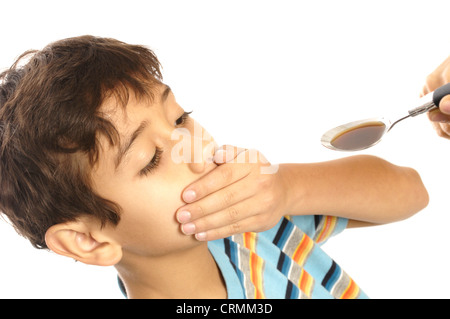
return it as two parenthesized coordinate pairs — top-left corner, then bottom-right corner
(177, 210), (191, 223)
(181, 223), (195, 235)
(195, 232), (207, 241)
(213, 149), (226, 164)
(183, 190), (196, 202)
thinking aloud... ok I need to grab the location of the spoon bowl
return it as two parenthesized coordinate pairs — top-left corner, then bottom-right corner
(320, 82), (450, 152)
(321, 117), (388, 151)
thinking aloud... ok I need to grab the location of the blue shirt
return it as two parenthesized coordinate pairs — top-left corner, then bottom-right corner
(208, 215), (368, 299)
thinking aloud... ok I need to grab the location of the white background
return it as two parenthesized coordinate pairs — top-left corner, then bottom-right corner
(1, 0), (450, 299)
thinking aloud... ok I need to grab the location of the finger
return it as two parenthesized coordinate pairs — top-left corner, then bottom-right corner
(194, 205), (279, 242)
(177, 175), (256, 224)
(420, 85), (430, 98)
(179, 198), (256, 237)
(425, 73), (443, 93)
(439, 95), (450, 115)
(430, 121), (450, 140)
(428, 109), (450, 123)
(182, 161), (251, 204)
(213, 145), (247, 164)
(192, 206), (270, 242)
(194, 215), (261, 241)
(439, 123), (450, 139)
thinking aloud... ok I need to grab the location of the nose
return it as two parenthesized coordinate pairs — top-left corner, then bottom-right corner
(188, 135), (217, 173)
(170, 121), (218, 174)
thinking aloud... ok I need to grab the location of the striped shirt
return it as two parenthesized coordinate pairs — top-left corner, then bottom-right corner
(208, 215), (368, 299)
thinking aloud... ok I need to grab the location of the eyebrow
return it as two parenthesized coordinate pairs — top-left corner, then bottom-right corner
(113, 84), (172, 170)
(115, 120), (149, 169)
(161, 84), (172, 103)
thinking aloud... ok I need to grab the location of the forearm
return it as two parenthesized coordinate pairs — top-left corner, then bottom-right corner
(280, 155), (429, 225)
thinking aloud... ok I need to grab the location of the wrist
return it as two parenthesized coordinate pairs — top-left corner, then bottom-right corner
(277, 163), (307, 216)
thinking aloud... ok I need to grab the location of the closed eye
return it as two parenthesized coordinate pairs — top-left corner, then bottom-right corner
(175, 111), (192, 126)
(139, 112), (192, 177)
(139, 147), (163, 177)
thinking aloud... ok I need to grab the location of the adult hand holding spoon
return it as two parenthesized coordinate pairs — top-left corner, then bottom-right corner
(422, 55), (450, 139)
(321, 83), (450, 152)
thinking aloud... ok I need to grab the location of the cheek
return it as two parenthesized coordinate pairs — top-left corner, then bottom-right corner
(112, 174), (193, 255)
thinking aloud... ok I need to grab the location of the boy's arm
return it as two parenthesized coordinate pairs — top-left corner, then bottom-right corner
(176, 148), (429, 241)
(281, 155), (429, 226)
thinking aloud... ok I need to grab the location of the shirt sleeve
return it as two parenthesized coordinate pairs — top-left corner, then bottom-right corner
(288, 215), (348, 245)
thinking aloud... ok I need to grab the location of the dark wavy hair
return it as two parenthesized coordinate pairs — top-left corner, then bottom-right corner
(0, 35), (163, 248)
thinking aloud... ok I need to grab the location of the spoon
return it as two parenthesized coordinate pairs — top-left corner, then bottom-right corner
(321, 82), (450, 151)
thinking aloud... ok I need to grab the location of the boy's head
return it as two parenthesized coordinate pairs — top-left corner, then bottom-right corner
(0, 35), (216, 263)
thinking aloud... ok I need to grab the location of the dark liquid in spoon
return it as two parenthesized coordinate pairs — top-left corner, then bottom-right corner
(331, 121), (386, 151)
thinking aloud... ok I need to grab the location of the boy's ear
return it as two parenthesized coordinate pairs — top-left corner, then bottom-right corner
(45, 218), (122, 266)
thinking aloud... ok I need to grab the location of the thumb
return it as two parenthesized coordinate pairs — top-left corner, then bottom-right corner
(439, 95), (450, 115)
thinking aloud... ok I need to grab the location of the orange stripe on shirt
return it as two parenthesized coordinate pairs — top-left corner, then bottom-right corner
(244, 232), (256, 251)
(292, 234), (314, 266)
(244, 232), (265, 299)
(250, 252), (265, 299)
(298, 269), (314, 298)
(340, 279), (360, 299)
(316, 216), (337, 243)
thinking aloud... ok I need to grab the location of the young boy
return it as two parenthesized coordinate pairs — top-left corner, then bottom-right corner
(0, 35), (429, 299)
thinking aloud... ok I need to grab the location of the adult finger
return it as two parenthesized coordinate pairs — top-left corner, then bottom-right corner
(428, 108), (450, 123)
(439, 123), (450, 139)
(430, 121), (450, 139)
(439, 94), (450, 115)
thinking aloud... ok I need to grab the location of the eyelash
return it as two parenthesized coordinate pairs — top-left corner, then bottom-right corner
(139, 111), (192, 176)
(139, 147), (163, 177)
(175, 111), (192, 126)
